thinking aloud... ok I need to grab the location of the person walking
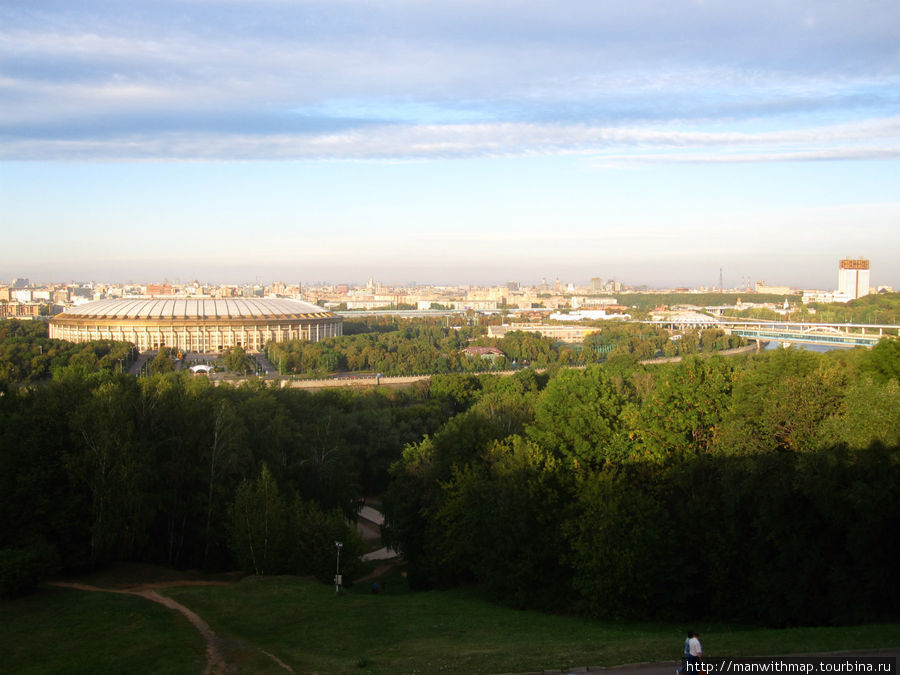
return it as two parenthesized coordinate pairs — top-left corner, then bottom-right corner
(678, 631), (694, 675)
(687, 631), (702, 672)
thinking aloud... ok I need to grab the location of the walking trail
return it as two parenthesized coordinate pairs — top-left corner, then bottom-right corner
(47, 580), (293, 674)
(39, 580), (900, 674)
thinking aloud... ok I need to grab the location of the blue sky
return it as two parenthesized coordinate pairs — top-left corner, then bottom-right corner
(2, 0), (899, 288)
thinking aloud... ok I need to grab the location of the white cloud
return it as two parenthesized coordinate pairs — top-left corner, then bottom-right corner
(592, 148), (900, 166)
(4, 115), (899, 163)
(3, 0), (900, 136)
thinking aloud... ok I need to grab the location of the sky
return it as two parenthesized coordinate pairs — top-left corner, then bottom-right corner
(1, 0), (899, 289)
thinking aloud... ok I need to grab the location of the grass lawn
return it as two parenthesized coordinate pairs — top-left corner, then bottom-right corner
(0, 585), (206, 674)
(2, 566), (898, 675)
(164, 571), (900, 674)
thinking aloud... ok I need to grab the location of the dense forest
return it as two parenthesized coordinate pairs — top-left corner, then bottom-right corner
(0, 319), (136, 388)
(383, 341), (900, 625)
(0, 367), (446, 594)
(1, 318), (898, 628)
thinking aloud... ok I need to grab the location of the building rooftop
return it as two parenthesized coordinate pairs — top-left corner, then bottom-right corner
(56, 297), (331, 320)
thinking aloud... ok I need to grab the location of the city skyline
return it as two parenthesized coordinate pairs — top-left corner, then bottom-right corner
(2, 1), (899, 288)
(1, 256), (888, 296)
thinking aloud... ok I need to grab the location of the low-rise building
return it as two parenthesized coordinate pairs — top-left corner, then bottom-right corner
(489, 323), (600, 343)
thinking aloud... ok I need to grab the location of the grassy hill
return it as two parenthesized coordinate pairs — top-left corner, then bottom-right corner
(2, 566), (898, 674)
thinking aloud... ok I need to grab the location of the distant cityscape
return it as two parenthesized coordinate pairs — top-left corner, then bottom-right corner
(0, 257), (892, 321)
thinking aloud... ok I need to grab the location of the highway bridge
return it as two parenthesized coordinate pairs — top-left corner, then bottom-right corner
(644, 317), (896, 348)
(334, 309), (896, 349)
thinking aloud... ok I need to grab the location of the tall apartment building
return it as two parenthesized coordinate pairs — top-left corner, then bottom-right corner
(837, 258), (870, 300)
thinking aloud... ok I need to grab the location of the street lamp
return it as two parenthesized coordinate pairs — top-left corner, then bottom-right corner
(334, 541), (343, 595)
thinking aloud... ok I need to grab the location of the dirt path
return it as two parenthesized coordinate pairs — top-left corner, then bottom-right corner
(134, 588), (229, 674)
(48, 581), (241, 674)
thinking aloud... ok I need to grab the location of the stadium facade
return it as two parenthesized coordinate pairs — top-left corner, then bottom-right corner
(49, 297), (342, 352)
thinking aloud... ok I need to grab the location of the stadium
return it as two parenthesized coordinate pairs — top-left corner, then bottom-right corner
(49, 297), (342, 353)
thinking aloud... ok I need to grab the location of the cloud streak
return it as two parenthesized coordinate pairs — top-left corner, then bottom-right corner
(4, 116), (900, 163)
(2, 0), (900, 162)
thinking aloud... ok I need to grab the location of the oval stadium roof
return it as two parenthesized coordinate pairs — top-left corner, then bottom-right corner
(58, 297), (333, 320)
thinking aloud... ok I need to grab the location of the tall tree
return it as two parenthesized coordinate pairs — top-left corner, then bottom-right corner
(231, 464), (289, 575)
(527, 365), (629, 467)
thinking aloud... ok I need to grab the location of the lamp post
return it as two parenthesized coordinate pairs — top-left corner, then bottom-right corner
(334, 541), (343, 595)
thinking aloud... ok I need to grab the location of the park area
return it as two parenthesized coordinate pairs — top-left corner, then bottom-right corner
(2, 563), (899, 674)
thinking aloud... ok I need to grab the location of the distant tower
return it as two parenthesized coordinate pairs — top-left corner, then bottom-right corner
(837, 258), (870, 300)
(719, 268), (724, 292)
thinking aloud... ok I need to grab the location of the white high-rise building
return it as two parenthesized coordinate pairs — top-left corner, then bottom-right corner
(837, 258), (870, 300)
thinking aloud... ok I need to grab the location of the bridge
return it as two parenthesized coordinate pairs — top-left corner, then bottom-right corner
(643, 317), (897, 348)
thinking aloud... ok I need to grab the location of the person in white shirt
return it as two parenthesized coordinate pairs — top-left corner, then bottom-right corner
(687, 633), (702, 670)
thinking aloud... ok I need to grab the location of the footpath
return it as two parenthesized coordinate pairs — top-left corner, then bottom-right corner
(45, 577), (899, 674)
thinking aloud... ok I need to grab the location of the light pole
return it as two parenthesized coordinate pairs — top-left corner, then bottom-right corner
(334, 541), (343, 595)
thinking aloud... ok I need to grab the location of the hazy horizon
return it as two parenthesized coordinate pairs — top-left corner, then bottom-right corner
(3, 255), (883, 293)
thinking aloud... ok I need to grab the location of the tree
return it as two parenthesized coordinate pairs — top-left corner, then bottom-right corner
(140, 373), (209, 567)
(291, 498), (364, 583)
(714, 350), (847, 455)
(527, 365), (629, 467)
(860, 338), (900, 384)
(291, 399), (359, 511)
(630, 356), (735, 461)
(148, 348), (175, 375)
(820, 377), (900, 450)
(381, 437), (446, 588)
(202, 397), (246, 568)
(231, 464), (290, 575)
(436, 436), (575, 609)
(223, 346), (252, 375)
(566, 466), (677, 618)
(67, 376), (151, 563)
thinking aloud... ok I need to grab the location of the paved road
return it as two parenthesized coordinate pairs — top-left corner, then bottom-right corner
(253, 351), (278, 375)
(127, 352), (153, 375)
